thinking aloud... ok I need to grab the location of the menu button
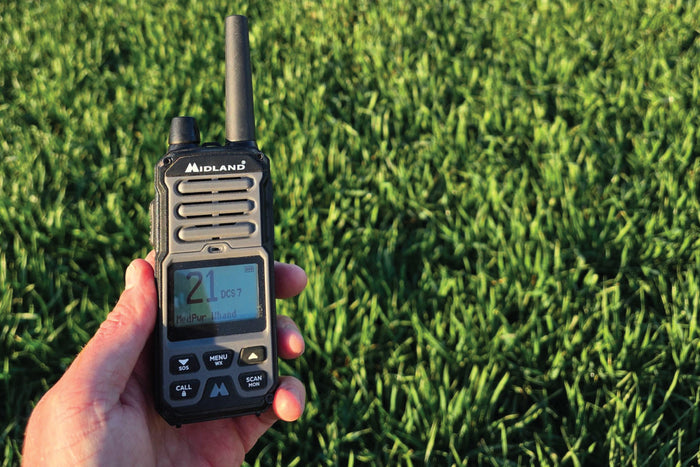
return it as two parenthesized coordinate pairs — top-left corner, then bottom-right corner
(204, 350), (234, 370)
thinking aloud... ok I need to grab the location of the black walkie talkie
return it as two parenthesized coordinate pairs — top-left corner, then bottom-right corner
(151, 15), (277, 426)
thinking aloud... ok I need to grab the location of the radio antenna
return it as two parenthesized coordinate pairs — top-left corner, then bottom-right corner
(225, 15), (256, 146)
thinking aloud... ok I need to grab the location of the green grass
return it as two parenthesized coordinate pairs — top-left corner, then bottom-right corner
(2, 0), (700, 464)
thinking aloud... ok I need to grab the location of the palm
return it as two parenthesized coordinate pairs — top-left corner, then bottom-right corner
(111, 321), (294, 466)
(23, 258), (306, 467)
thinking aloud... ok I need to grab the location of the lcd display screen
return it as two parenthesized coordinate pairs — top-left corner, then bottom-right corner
(171, 262), (260, 328)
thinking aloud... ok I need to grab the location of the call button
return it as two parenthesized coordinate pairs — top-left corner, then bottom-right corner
(170, 380), (200, 400)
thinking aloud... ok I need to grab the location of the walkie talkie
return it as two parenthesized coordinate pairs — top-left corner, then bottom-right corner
(151, 15), (277, 426)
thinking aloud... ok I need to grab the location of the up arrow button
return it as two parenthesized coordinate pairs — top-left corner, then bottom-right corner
(239, 346), (267, 365)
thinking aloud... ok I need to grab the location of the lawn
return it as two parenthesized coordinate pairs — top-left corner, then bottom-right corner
(2, 0), (700, 465)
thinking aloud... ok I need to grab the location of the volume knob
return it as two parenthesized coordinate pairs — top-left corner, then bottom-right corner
(168, 117), (200, 146)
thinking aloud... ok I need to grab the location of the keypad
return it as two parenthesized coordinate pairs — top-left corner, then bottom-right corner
(167, 346), (270, 404)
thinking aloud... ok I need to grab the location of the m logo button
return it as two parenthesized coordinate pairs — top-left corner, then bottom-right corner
(210, 382), (230, 398)
(203, 376), (235, 401)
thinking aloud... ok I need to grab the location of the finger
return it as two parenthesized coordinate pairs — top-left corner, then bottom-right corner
(65, 259), (157, 401)
(232, 375), (307, 452)
(273, 375), (306, 422)
(274, 262), (307, 299)
(277, 315), (305, 359)
(146, 249), (156, 269)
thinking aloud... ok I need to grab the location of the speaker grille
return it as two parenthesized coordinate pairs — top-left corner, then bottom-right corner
(173, 175), (257, 243)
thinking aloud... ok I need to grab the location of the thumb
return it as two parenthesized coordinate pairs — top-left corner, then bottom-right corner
(64, 259), (157, 400)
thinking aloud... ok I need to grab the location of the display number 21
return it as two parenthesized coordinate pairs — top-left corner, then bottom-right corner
(186, 271), (217, 304)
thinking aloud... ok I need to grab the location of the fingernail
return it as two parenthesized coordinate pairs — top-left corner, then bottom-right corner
(275, 387), (304, 422)
(125, 263), (137, 290)
(289, 332), (305, 355)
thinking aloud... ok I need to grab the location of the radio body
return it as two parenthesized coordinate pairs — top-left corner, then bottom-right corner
(150, 15), (277, 426)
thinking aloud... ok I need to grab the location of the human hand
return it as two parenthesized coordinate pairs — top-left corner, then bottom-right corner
(22, 252), (307, 466)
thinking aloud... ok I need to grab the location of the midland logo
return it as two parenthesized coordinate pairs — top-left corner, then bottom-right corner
(185, 160), (246, 173)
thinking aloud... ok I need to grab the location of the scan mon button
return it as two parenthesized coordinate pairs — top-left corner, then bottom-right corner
(239, 371), (267, 391)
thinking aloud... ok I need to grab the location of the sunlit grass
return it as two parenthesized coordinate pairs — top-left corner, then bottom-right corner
(2, 0), (700, 465)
